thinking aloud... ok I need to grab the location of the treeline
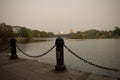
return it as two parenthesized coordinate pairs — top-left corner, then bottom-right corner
(67, 27), (120, 39)
(0, 22), (55, 40)
(0, 22), (120, 40)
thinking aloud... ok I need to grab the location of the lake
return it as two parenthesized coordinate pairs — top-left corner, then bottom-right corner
(17, 38), (120, 78)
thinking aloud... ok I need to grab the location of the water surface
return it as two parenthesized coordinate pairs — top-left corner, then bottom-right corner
(17, 39), (120, 78)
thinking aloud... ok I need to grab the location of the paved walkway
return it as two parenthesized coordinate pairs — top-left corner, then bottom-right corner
(0, 53), (118, 80)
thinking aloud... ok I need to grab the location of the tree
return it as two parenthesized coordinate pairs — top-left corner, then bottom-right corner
(47, 32), (55, 37)
(18, 27), (33, 39)
(40, 31), (47, 37)
(32, 30), (41, 38)
(0, 22), (14, 39)
(113, 26), (120, 38)
(0, 22), (14, 51)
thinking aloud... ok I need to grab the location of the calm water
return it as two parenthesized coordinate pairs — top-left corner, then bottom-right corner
(17, 39), (120, 78)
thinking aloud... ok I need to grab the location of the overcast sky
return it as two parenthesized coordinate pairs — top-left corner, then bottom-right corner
(0, 0), (120, 34)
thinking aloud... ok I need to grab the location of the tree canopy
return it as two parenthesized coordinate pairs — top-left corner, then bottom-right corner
(0, 22), (120, 39)
(0, 22), (55, 40)
(68, 27), (120, 39)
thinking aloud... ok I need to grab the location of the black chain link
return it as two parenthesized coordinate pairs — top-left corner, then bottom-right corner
(16, 44), (56, 58)
(64, 45), (120, 72)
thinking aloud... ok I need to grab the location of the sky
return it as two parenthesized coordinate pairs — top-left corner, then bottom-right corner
(0, 0), (120, 34)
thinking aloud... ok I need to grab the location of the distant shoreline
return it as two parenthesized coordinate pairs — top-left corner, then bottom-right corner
(16, 38), (55, 43)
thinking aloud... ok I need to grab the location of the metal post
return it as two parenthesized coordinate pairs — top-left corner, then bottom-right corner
(10, 38), (18, 59)
(55, 37), (66, 71)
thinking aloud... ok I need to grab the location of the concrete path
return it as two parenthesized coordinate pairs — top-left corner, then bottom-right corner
(0, 53), (118, 80)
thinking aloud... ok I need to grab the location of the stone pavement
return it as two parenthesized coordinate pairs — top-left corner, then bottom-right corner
(0, 53), (118, 80)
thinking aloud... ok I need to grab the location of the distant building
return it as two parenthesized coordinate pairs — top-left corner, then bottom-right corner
(59, 30), (64, 34)
(13, 26), (21, 33)
(60, 30), (63, 34)
(70, 29), (74, 33)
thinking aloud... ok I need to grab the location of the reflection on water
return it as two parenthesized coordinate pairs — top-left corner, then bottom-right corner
(17, 39), (120, 78)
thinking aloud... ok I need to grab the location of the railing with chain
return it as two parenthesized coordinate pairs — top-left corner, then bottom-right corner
(16, 44), (55, 58)
(10, 38), (56, 60)
(9, 38), (120, 72)
(64, 45), (120, 72)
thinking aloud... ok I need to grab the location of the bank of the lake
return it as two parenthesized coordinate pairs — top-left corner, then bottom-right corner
(0, 53), (119, 80)
(16, 38), (55, 43)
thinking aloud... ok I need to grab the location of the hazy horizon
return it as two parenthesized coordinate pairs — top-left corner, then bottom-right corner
(0, 0), (120, 34)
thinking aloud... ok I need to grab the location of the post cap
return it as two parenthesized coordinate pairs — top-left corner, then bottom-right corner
(55, 37), (64, 45)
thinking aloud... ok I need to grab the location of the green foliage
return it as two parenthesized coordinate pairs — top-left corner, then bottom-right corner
(68, 27), (120, 39)
(113, 26), (120, 38)
(32, 30), (55, 38)
(32, 30), (41, 37)
(47, 32), (55, 37)
(0, 22), (55, 40)
(0, 22), (14, 50)
(0, 22), (120, 40)
(18, 27), (33, 39)
(0, 22), (14, 39)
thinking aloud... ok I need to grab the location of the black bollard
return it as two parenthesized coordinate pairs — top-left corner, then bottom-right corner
(55, 37), (66, 72)
(10, 38), (18, 59)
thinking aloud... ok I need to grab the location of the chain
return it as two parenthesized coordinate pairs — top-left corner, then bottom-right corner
(16, 44), (56, 58)
(64, 45), (120, 72)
